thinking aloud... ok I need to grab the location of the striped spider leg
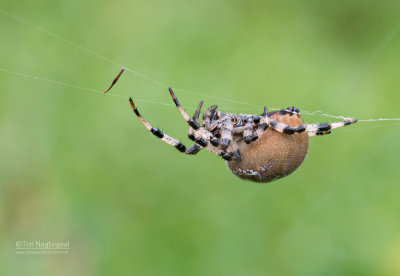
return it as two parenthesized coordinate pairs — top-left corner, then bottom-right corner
(168, 88), (221, 148)
(241, 106), (270, 142)
(187, 100), (203, 141)
(129, 98), (198, 154)
(231, 107), (269, 144)
(225, 140), (241, 161)
(243, 116), (255, 144)
(187, 101), (239, 161)
(215, 115), (245, 161)
(266, 107), (358, 136)
(243, 114), (265, 144)
(169, 88), (241, 161)
(129, 97), (229, 157)
(219, 116), (234, 149)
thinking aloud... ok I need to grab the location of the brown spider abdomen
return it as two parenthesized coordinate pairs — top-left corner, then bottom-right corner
(228, 113), (309, 183)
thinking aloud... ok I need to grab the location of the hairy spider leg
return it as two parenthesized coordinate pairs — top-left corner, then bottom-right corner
(169, 88), (219, 146)
(243, 117), (253, 144)
(307, 130), (332, 136)
(263, 106), (269, 116)
(254, 114), (269, 137)
(219, 117), (234, 149)
(193, 100), (204, 122)
(187, 101), (221, 148)
(188, 100), (203, 141)
(268, 117), (358, 136)
(230, 114), (268, 143)
(243, 116), (263, 144)
(169, 87), (201, 129)
(226, 141), (241, 161)
(250, 115), (261, 140)
(129, 98), (194, 153)
(129, 98), (231, 159)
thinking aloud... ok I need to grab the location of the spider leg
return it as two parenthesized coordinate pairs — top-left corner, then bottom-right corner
(129, 97), (200, 154)
(129, 98), (229, 158)
(169, 88), (220, 146)
(168, 87), (201, 130)
(231, 115), (266, 144)
(262, 106), (269, 116)
(243, 117), (253, 144)
(188, 100), (203, 141)
(268, 118), (358, 135)
(242, 116), (263, 144)
(193, 100), (204, 122)
(219, 117), (234, 149)
(206, 116), (242, 161)
(243, 115), (268, 143)
(307, 130), (332, 136)
(226, 142), (241, 161)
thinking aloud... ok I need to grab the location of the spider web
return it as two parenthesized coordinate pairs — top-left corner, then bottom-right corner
(1, 8), (400, 127)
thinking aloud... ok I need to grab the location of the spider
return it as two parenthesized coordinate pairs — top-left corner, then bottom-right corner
(128, 88), (358, 183)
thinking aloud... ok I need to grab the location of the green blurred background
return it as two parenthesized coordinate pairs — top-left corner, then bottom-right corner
(1, 0), (400, 275)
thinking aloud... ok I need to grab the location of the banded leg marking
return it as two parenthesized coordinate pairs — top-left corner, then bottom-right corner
(129, 98), (189, 153)
(268, 118), (358, 136)
(129, 97), (225, 158)
(188, 100), (203, 141)
(306, 120), (357, 136)
(170, 88), (219, 146)
(243, 118), (253, 144)
(254, 115), (269, 137)
(308, 130), (332, 136)
(226, 141), (241, 161)
(219, 117), (233, 149)
(169, 87), (200, 130)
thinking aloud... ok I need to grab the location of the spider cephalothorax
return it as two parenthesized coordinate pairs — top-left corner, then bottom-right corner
(129, 88), (357, 183)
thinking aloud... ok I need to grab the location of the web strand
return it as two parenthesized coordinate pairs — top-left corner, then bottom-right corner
(1, 8), (400, 125)
(0, 67), (203, 109)
(2, 66), (400, 123)
(0, 8), (260, 108)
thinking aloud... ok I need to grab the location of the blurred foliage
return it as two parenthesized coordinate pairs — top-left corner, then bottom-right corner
(1, 0), (400, 275)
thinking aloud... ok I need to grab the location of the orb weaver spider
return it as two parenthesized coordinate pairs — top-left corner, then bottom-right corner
(105, 68), (358, 183)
